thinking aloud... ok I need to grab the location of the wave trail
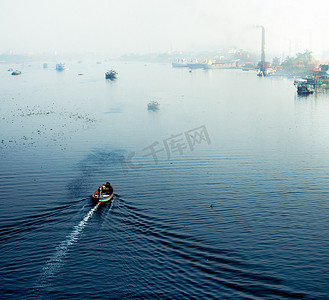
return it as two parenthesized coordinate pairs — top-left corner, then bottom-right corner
(36, 203), (99, 288)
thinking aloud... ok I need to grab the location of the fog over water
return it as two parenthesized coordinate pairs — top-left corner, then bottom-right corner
(1, 0), (329, 57)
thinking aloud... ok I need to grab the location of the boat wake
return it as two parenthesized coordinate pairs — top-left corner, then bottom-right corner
(35, 203), (100, 289)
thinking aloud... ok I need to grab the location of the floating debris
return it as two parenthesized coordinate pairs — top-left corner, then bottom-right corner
(0, 104), (96, 150)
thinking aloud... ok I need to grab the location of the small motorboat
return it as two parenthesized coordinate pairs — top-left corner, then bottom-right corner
(92, 182), (114, 204)
(56, 63), (66, 71)
(11, 70), (21, 75)
(105, 70), (118, 79)
(148, 100), (160, 111)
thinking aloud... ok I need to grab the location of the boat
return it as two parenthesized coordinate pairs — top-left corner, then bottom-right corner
(43, 63), (48, 68)
(92, 182), (114, 204)
(56, 63), (66, 71)
(297, 85), (314, 95)
(105, 70), (118, 79)
(11, 70), (21, 75)
(148, 100), (160, 111)
(203, 60), (237, 69)
(172, 59), (188, 68)
(187, 59), (205, 69)
(294, 79), (314, 95)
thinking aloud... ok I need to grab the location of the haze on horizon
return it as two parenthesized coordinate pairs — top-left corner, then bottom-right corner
(1, 0), (329, 59)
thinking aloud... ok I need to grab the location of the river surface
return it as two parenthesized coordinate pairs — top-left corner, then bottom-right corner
(1, 61), (329, 299)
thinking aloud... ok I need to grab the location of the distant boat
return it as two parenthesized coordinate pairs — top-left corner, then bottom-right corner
(172, 59), (188, 68)
(297, 86), (314, 95)
(92, 182), (114, 204)
(187, 59), (204, 69)
(203, 60), (237, 69)
(11, 70), (21, 76)
(56, 63), (66, 71)
(105, 70), (118, 79)
(294, 79), (314, 95)
(148, 100), (160, 111)
(43, 63), (48, 68)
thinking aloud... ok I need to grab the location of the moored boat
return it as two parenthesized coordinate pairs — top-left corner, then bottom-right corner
(187, 59), (205, 69)
(294, 79), (314, 95)
(297, 86), (314, 95)
(105, 70), (118, 79)
(203, 60), (237, 69)
(92, 182), (114, 204)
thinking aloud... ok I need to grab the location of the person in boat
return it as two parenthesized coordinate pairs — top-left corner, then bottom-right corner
(104, 182), (112, 192)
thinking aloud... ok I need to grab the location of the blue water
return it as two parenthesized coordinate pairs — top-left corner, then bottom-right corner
(1, 61), (329, 299)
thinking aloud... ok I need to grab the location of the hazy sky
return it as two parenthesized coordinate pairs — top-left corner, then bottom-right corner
(1, 0), (329, 58)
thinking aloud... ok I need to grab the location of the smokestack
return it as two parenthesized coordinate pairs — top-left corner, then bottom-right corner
(261, 26), (265, 65)
(255, 25), (266, 64)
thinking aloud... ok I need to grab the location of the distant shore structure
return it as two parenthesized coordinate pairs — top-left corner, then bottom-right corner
(256, 25), (267, 76)
(255, 25), (276, 77)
